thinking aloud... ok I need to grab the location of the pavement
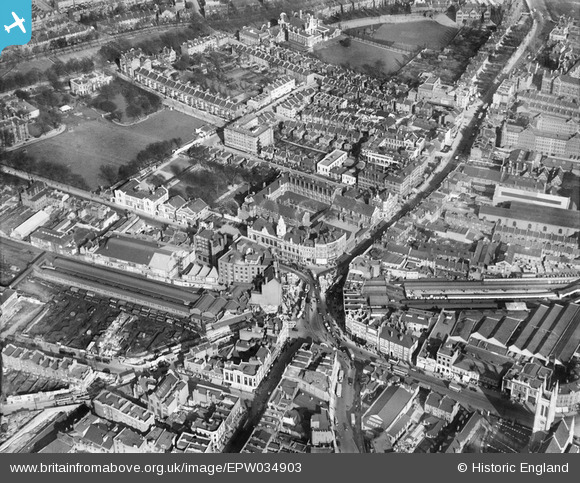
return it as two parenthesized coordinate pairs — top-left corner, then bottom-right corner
(278, 264), (364, 451)
(2, 1), (553, 452)
(333, 355), (360, 453)
(288, 7), (545, 446)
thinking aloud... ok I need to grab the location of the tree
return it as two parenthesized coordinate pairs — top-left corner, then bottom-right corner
(35, 109), (62, 135)
(96, 99), (117, 113)
(173, 54), (190, 71)
(13, 89), (30, 101)
(339, 37), (351, 48)
(98, 43), (125, 63)
(98, 164), (119, 186)
(0, 128), (15, 147)
(126, 104), (143, 119)
(108, 110), (123, 122)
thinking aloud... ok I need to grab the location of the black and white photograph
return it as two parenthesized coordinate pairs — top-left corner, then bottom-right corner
(0, 0), (579, 480)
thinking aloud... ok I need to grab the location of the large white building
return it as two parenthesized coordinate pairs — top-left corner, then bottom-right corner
(92, 234), (194, 281)
(265, 75), (296, 100)
(224, 115), (274, 154)
(180, 34), (230, 55)
(114, 179), (169, 216)
(223, 346), (273, 392)
(70, 72), (113, 96)
(278, 12), (340, 52)
(248, 217), (348, 266)
(317, 149), (347, 176)
(10, 210), (50, 240)
(492, 186), (571, 209)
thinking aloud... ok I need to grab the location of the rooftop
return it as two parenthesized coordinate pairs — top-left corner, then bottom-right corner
(479, 202), (580, 230)
(363, 385), (416, 430)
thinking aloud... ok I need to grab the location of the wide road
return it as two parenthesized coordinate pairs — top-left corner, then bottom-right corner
(323, 0), (548, 289)
(278, 264), (363, 451)
(320, 1), (545, 297)
(288, 3), (549, 442)
(279, 264), (334, 344)
(333, 353), (361, 453)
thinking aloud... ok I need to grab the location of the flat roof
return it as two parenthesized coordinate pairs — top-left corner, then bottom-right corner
(319, 149), (346, 167)
(51, 257), (201, 306)
(480, 202), (580, 230)
(495, 188), (569, 206)
(95, 235), (177, 266)
(38, 268), (191, 315)
(363, 385), (414, 430)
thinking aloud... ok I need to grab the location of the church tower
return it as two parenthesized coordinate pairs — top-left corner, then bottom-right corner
(533, 381), (558, 434)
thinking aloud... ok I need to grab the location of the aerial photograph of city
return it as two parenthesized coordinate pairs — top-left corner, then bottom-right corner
(0, 0), (579, 468)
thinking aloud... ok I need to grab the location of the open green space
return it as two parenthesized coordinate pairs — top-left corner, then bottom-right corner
(24, 108), (205, 190)
(313, 36), (408, 76)
(371, 20), (458, 50)
(546, 0), (579, 18)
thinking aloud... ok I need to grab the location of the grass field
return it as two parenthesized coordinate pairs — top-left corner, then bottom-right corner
(314, 20), (457, 75)
(372, 20), (458, 49)
(546, 0), (579, 18)
(25, 108), (206, 190)
(314, 36), (408, 75)
(0, 58), (54, 77)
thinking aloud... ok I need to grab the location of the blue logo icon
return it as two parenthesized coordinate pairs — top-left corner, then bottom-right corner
(0, 0), (31, 57)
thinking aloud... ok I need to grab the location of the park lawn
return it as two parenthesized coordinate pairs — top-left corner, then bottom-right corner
(546, 0), (579, 18)
(313, 36), (408, 75)
(0, 57), (53, 77)
(372, 20), (458, 49)
(111, 93), (129, 122)
(25, 109), (206, 190)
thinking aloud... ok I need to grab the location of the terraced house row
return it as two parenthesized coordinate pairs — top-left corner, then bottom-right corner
(132, 67), (244, 120)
